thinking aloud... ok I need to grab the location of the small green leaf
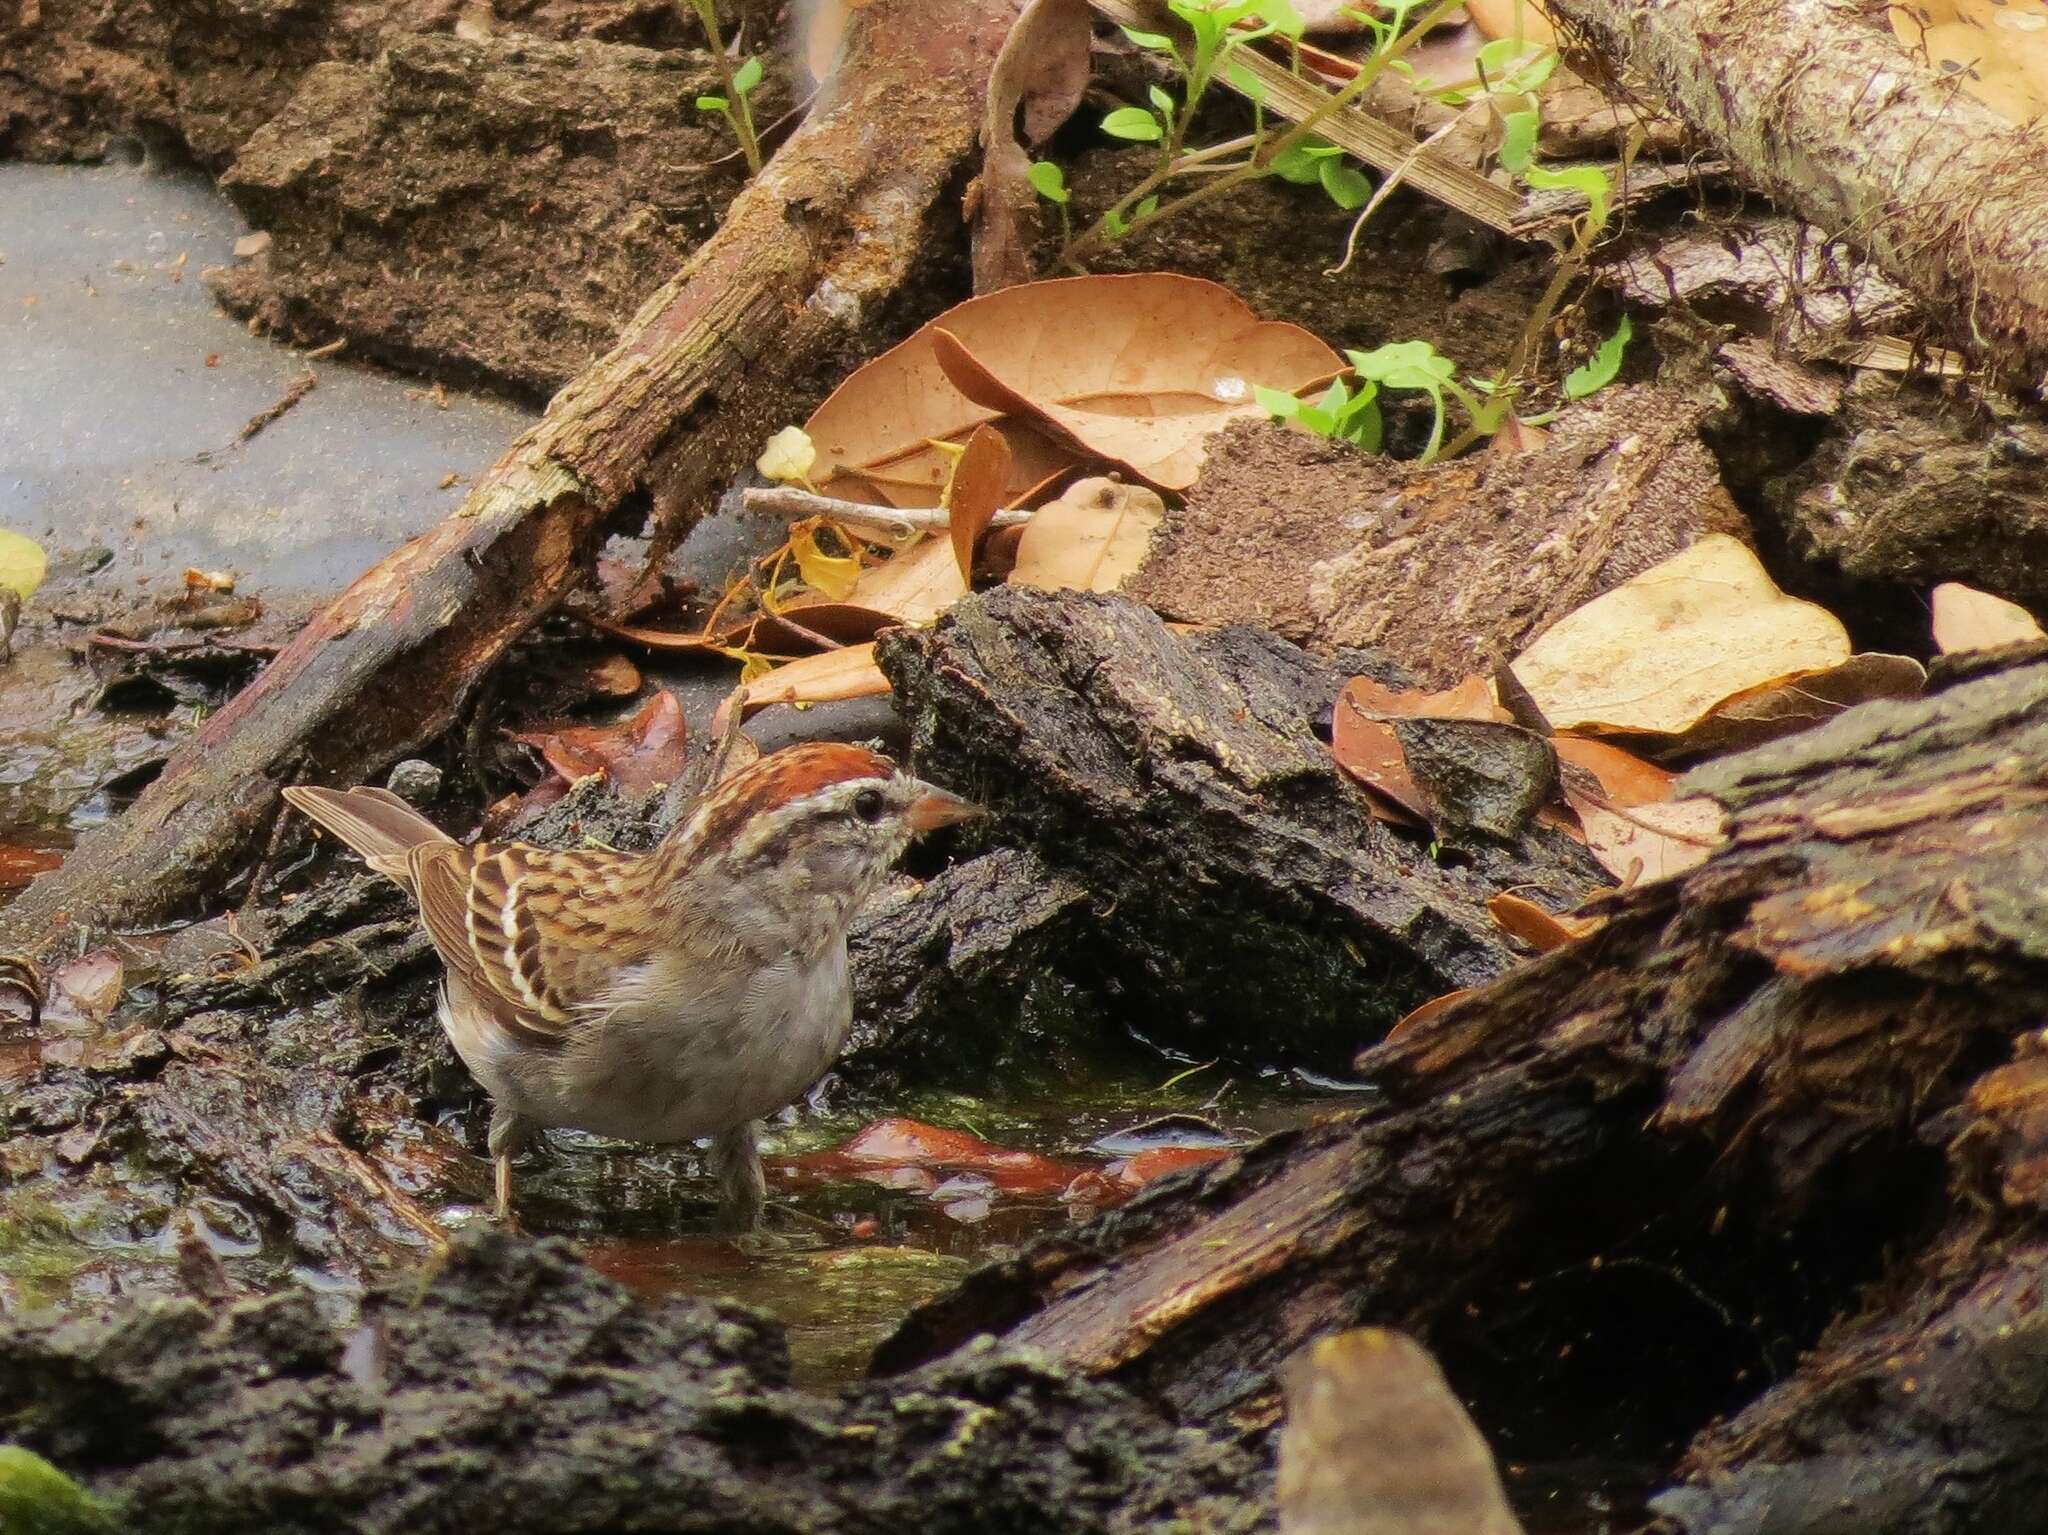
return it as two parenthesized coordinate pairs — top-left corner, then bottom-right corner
(1498, 108), (1540, 173)
(1524, 163), (1611, 228)
(1255, 0), (1306, 38)
(1315, 379), (1351, 416)
(1135, 194), (1160, 219)
(695, 94), (729, 111)
(1148, 84), (1178, 120)
(1348, 340), (1456, 390)
(1339, 400), (1383, 451)
(1562, 314), (1634, 399)
(1102, 106), (1165, 142)
(1225, 60), (1267, 102)
(1103, 207), (1130, 239)
(1296, 404), (1338, 434)
(1254, 384), (1304, 420)
(1027, 160), (1069, 204)
(1334, 378), (1379, 423)
(1269, 145), (1321, 183)
(731, 54), (764, 96)
(1319, 157), (1371, 210)
(0, 1447), (118, 1535)
(1476, 38), (1557, 94)
(1122, 24), (1175, 47)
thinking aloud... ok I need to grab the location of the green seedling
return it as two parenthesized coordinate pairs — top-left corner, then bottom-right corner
(684, 0), (764, 175)
(1042, 0), (1475, 264)
(1255, 376), (1382, 450)
(1563, 314), (1634, 399)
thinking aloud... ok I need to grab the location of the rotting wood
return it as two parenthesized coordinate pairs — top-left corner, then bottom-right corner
(0, 0), (1015, 970)
(873, 637), (2048, 1525)
(1543, 0), (2048, 386)
(875, 587), (1612, 1068)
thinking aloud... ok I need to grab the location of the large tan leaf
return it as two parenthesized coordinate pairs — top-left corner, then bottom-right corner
(805, 274), (1340, 499)
(1510, 535), (1852, 735)
(1009, 476), (1165, 593)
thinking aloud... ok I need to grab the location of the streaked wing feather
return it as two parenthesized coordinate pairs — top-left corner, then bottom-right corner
(409, 841), (661, 1052)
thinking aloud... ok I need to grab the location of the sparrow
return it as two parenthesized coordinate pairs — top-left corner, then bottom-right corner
(282, 741), (980, 1228)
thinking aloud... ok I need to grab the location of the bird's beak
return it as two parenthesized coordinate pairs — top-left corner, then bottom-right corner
(905, 781), (983, 834)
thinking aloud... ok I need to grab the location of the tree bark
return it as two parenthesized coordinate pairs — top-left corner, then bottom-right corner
(0, 0), (1012, 964)
(1544, 0), (2048, 386)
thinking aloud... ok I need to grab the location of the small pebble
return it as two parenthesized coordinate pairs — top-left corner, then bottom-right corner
(386, 759), (443, 805)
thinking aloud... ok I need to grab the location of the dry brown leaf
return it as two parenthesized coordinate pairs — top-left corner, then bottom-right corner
(1931, 581), (2047, 654)
(1487, 891), (1601, 952)
(1332, 709), (1433, 828)
(1346, 673), (1509, 723)
(1384, 987), (1473, 1044)
(948, 425), (1014, 583)
(730, 643), (890, 719)
(974, 0), (1093, 293)
(1663, 652), (1926, 759)
(50, 948), (125, 1022)
(1553, 735), (1675, 808)
(1566, 790), (1724, 885)
(508, 689), (689, 795)
(807, 275), (1338, 500)
(1009, 476), (1165, 593)
(1278, 1330), (1522, 1535)
(1890, 0), (2048, 122)
(1511, 534), (1852, 736)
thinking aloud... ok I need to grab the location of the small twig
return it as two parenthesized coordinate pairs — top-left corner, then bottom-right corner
(193, 367), (318, 463)
(304, 337), (347, 361)
(1325, 111), (1470, 277)
(742, 486), (1029, 538)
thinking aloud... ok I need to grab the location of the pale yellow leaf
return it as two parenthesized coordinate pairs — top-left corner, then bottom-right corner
(1008, 476), (1164, 593)
(790, 520), (863, 601)
(757, 425), (818, 485)
(1930, 581), (2046, 654)
(0, 529), (47, 601)
(1510, 534), (1851, 735)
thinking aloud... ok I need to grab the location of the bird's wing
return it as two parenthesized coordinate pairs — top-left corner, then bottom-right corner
(407, 841), (663, 1051)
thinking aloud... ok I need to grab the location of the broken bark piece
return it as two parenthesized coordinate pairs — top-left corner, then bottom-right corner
(1125, 392), (1749, 685)
(211, 37), (772, 397)
(0, 0), (1016, 969)
(879, 586), (1608, 1068)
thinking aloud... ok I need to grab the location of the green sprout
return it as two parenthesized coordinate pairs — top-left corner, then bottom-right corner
(684, 0), (763, 175)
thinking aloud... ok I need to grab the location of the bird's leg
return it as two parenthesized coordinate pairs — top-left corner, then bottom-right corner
(708, 1119), (766, 1232)
(487, 1105), (533, 1223)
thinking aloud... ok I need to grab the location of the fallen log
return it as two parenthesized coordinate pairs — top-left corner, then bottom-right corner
(874, 625), (2048, 1523)
(0, 0), (1013, 967)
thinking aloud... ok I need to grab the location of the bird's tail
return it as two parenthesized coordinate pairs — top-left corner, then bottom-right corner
(281, 785), (455, 887)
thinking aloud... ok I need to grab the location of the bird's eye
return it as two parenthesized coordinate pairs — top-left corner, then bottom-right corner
(852, 788), (887, 823)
